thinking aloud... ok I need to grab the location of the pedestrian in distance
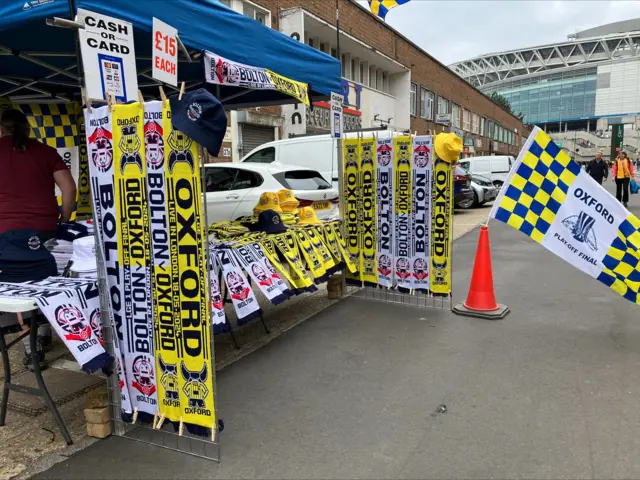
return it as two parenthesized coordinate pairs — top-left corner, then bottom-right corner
(586, 151), (608, 185)
(611, 150), (634, 208)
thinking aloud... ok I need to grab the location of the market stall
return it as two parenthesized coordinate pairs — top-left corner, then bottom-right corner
(0, 0), (342, 462)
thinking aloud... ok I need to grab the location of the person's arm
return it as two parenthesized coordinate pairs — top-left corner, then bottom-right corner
(586, 160), (592, 174)
(604, 161), (608, 180)
(611, 161), (617, 180)
(54, 169), (76, 223)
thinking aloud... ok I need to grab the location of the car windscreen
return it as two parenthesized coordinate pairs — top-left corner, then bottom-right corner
(273, 170), (332, 190)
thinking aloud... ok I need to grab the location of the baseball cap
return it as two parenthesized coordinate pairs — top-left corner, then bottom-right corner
(169, 88), (227, 157)
(278, 189), (299, 215)
(255, 210), (287, 234)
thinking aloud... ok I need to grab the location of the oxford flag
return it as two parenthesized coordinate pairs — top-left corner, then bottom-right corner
(491, 127), (640, 304)
(368, 0), (411, 20)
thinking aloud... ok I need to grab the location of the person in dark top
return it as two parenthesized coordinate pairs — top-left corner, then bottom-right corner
(0, 109), (76, 370)
(586, 151), (608, 185)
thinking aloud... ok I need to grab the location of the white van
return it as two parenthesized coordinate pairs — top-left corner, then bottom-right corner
(458, 155), (515, 187)
(241, 131), (399, 186)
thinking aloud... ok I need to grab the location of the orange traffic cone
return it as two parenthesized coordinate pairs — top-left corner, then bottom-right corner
(453, 225), (510, 320)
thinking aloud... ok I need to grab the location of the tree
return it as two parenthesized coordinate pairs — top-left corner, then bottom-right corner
(490, 91), (525, 122)
(490, 91), (513, 114)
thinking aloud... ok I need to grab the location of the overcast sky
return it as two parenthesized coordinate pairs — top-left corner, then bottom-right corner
(356, 1), (640, 65)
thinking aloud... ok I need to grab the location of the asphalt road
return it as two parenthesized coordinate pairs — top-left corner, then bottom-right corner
(33, 182), (640, 479)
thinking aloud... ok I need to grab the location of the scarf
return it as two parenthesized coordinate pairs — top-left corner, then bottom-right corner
(208, 251), (228, 334)
(343, 138), (361, 284)
(292, 228), (327, 283)
(411, 136), (433, 292)
(234, 244), (288, 305)
(86, 105), (133, 415)
(376, 136), (394, 287)
(394, 136), (413, 291)
(248, 241), (292, 296)
(430, 158), (453, 295)
(218, 248), (261, 324)
(113, 102), (158, 417)
(0, 281), (110, 372)
(164, 102), (216, 433)
(358, 137), (377, 286)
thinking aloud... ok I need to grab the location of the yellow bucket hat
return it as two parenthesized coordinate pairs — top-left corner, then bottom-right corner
(277, 189), (299, 214)
(253, 192), (283, 216)
(298, 206), (321, 225)
(434, 132), (463, 164)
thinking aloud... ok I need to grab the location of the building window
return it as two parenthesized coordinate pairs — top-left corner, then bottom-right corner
(218, 0), (231, 6)
(451, 103), (461, 129)
(382, 72), (389, 93)
(463, 109), (471, 131)
(369, 66), (376, 89)
(410, 83), (417, 117)
(243, 2), (268, 24)
(437, 96), (449, 116)
(480, 118), (486, 137)
(360, 63), (365, 83)
(341, 54), (346, 77)
(351, 58), (357, 81)
(420, 88), (434, 121)
(330, 47), (337, 58)
(472, 113), (479, 134)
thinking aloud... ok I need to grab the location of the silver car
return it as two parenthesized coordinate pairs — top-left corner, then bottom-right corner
(458, 174), (498, 209)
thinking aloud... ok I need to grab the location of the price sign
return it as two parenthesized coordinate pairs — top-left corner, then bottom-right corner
(152, 17), (178, 87)
(330, 92), (344, 139)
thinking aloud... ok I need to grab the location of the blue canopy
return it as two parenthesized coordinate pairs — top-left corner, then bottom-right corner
(0, 0), (340, 107)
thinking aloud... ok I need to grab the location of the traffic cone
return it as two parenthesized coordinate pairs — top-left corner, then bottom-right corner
(453, 225), (510, 320)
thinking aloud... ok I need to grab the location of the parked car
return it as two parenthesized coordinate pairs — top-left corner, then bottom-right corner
(454, 166), (474, 209)
(241, 131), (401, 187)
(459, 174), (498, 209)
(459, 155), (515, 187)
(204, 162), (339, 224)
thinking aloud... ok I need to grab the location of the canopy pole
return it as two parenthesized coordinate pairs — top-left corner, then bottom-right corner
(0, 45), (79, 81)
(0, 64), (77, 98)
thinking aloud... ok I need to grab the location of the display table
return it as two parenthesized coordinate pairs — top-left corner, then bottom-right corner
(0, 297), (72, 445)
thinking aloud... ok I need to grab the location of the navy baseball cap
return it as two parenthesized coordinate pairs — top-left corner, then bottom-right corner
(170, 88), (227, 157)
(255, 210), (287, 235)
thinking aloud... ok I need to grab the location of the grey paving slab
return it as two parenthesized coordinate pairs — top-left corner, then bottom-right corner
(34, 189), (640, 480)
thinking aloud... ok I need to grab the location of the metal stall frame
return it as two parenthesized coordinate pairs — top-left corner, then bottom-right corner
(338, 133), (454, 312)
(99, 141), (221, 462)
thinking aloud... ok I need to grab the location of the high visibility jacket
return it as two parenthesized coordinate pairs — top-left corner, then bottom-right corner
(612, 158), (634, 179)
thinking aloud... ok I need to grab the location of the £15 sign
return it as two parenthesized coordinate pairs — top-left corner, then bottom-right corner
(152, 17), (178, 87)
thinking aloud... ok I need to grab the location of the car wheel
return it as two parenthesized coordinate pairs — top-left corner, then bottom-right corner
(493, 180), (503, 188)
(458, 196), (474, 209)
(472, 191), (480, 208)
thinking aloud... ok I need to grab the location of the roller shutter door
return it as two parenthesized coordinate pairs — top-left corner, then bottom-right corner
(241, 124), (274, 158)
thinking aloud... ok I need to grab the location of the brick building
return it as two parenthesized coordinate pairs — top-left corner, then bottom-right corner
(217, 0), (530, 160)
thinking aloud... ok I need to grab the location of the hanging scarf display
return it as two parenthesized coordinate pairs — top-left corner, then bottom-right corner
(330, 222), (358, 273)
(112, 102), (158, 417)
(376, 136), (395, 287)
(85, 105), (133, 415)
(292, 229), (327, 283)
(360, 137), (377, 286)
(430, 158), (453, 295)
(321, 223), (345, 269)
(208, 250), (228, 334)
(218, 248), (261, 324)
(394, 136), (413, 291)
(0, 282), (110, 372)
(411, 136), (433, 292)
(343, 137), (361, 284)
(272, 232), (315, 292)
(142, 101), (182, 423)
(247, 241), (292, 296)
(305, 226), (337, 276)
(164, 102), (216, 432)
(257, 238), (300, 293)
(234, 244), (288, 305)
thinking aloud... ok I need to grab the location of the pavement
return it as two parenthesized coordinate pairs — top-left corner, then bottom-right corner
(28, 187), (640, 479)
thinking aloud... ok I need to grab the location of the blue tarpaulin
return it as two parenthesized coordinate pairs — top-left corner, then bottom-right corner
(0, 0), (340, 106)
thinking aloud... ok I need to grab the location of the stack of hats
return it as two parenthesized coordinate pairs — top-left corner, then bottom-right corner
(253, 192), (282, 217)
(297, 206), (321, 225)
(278, 189), (299, 216)
(46, 221), (95, 274)
(70, 236), (98, 279)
